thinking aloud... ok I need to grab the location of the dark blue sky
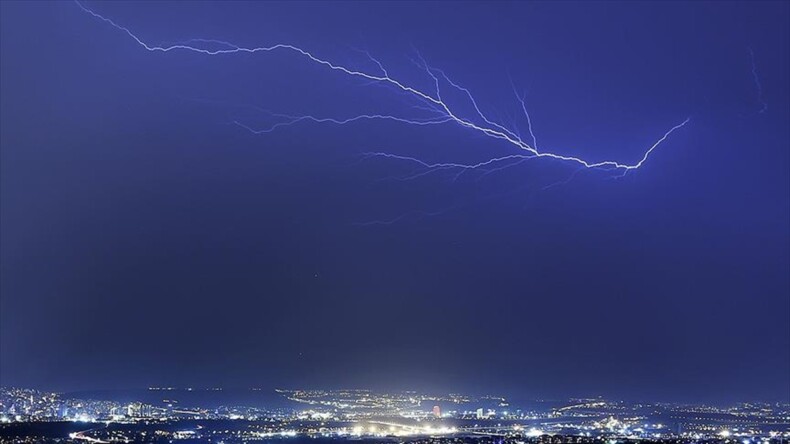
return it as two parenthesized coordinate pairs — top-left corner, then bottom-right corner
(1, 1), (788, 403)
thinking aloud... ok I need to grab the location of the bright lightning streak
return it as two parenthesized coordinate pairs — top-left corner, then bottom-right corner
(74, 1), (690, 173)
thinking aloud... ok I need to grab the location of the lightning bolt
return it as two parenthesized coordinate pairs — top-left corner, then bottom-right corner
(74, 1), (690, 179)
(233, 114), (455, 135)
(747, 46), (768, 114)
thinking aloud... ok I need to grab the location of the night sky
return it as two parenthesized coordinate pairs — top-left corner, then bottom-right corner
(1, 1), (788, 404)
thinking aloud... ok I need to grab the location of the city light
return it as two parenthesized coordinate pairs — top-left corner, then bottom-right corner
(2, 387), (788, 443)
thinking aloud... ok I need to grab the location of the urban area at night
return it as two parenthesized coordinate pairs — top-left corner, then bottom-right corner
(1, 387), (788, 443)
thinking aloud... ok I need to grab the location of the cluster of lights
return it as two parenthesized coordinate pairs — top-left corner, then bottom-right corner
(254, 430), (298, 438)
(3, 386), (788, 443)
(349, 423), (458, 437)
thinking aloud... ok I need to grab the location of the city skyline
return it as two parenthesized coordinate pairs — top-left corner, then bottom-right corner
(2, 386), (789, 443)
